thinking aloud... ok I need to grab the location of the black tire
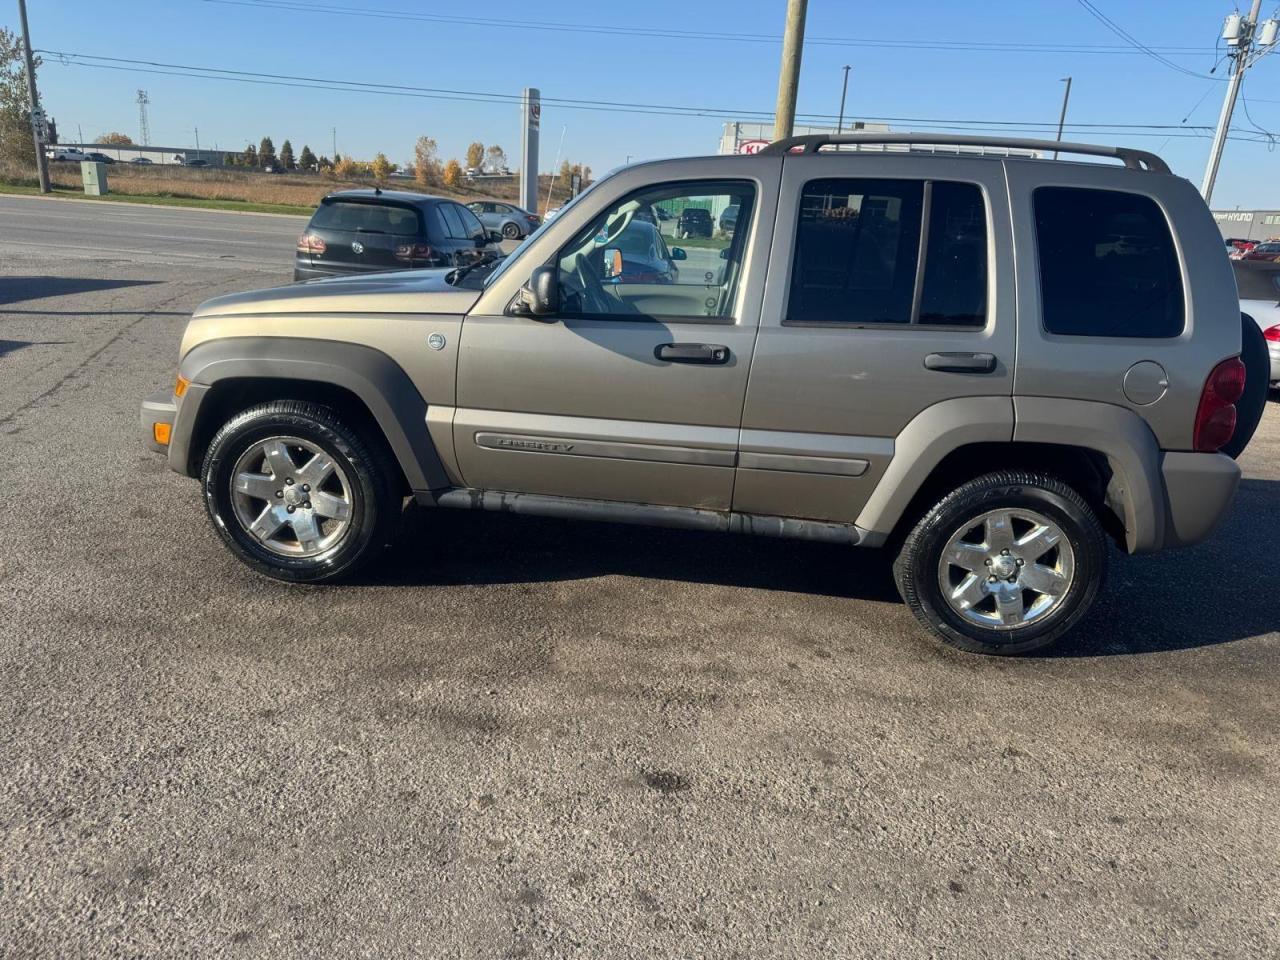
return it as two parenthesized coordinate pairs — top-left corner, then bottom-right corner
(502, 221), (521, 240)
(201, 401), (400, 583)
(892, 471), (1107, 656)
(1223, 313), (1269, 459)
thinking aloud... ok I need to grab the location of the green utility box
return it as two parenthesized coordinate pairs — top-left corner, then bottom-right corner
(81, 161), (108, 196)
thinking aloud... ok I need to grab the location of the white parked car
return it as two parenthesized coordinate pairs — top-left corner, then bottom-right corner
(45, 147), (86, 162)
(1235, 262), (1280, 389)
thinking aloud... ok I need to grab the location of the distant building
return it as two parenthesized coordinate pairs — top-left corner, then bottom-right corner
(57, 142), (230, 167)
(718, 121), (1040, 159)
(719, 120), (893, 155)
(1213, 209), (1280, 241)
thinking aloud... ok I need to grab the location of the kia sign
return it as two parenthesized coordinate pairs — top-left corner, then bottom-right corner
(738, 139), (770, 155)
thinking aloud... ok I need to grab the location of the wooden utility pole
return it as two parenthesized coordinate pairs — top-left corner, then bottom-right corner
(16, 0), (50, 193)
(773, 0), (808, 141)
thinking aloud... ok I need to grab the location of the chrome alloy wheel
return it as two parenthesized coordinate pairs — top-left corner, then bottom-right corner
(229, 436), (354, 559)
(937, 508), (1076, 631)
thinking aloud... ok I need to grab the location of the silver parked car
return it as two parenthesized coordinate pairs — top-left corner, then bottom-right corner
(466, 200), (540, 240)
(142, 133), (1261, 656)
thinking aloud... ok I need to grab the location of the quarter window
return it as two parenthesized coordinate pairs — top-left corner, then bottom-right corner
(1033, 187), (1184, 338)
(454, 204), (487, 241)
(786, 178), (988, 326)
(555, 180), (756, 320)
(438, 203), (467, 239)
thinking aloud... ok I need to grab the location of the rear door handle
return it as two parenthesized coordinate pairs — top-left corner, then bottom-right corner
(923, 352), (997, 374)
(655, 343), (730, 365)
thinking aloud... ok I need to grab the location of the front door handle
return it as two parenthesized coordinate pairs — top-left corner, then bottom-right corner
(655, 343), (730, 365)
(923, 352), (997, 374)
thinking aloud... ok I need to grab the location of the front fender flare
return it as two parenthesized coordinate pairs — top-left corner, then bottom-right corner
(175, 336), (449, 491)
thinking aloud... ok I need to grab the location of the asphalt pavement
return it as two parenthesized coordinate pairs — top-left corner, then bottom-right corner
(1, 195), (1278, 959)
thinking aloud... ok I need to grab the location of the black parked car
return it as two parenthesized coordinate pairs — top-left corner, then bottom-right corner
(719, 203), (740, 234)
(295, 190), (505, 281)
(676, 207), (713, 239)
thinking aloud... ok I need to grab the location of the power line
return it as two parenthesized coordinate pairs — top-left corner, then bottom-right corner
(28, 50), (1223, 129)
(200, 0), (1218, 57)
(38, 49), (1279, 145)
(1075, 0), (1224, 80)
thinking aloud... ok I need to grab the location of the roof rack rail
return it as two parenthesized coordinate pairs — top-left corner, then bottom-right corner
(757, 133), (1170, 174)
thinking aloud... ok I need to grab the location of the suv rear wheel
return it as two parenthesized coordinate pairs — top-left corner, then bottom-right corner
(893, 472), (1107, 655)
(201, 401), (400, 582)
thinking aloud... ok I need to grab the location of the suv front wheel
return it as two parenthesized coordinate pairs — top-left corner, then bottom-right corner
(201, 401), (400, 582)
(893, 472), (1107, 655)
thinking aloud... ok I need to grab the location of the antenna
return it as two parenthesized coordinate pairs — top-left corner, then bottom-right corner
(136, 89), (150, 146)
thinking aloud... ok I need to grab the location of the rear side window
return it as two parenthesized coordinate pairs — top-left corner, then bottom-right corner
(1033, 187), (1184, 338)
(787, 178), (988, 327)
(310, 201), (421, 237)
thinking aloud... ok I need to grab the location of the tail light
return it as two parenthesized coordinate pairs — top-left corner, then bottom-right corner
(1264, 324), (1280, 343)
(395, 243), (433, 262)
(526, 215), (539, 223)
(1193, 356), (1246, 452)
(297, 234), (326, 255)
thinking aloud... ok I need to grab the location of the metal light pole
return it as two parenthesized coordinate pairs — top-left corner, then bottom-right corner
(16, 0), (49, 193)
(1202, 0), (1265, 203)
(1053, 77), (1072, 160)
(773, 0), (808, 141)
(836, 65), (851, 135)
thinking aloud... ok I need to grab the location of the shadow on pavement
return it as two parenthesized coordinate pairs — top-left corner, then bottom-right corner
(0, 339), (69, 358)
(359, 478), (1279, 657)
(1051, 477), (1280, 657)
(0, 276), (161, 306)
(368, 502), (900, 602)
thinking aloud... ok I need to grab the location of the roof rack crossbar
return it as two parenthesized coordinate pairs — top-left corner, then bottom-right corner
(757, 133), (1170, 174)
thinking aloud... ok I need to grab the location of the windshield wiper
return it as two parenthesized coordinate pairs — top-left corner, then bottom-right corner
(447, 253), (505, 286)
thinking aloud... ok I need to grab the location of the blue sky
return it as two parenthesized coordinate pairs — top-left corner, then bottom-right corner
(13, 0), (1280, 207)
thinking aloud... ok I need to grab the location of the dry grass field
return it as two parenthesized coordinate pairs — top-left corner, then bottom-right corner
(1, 161), (580, 215)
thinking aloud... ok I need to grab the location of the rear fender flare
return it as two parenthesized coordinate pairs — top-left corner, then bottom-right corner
(1012, 397), (1165, 554)
(855, 397), (1015, 544)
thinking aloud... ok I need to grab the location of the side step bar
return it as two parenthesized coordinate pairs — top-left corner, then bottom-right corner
(425, 488), (868, 545)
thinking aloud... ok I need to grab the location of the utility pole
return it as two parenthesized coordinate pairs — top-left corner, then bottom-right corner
(1202, 0), (1277, 203)
(773, 0), (808, 141)
(836, 65), (851, 135)
(16, 0), (49, 193)
(332, 127), (337, 158)
(1053, 77), (1072, 160)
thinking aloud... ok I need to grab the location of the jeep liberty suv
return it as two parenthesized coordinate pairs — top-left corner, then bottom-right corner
(141, 133), (1257, 655)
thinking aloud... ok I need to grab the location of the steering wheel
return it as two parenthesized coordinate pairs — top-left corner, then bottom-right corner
(572, 251), (639, 315)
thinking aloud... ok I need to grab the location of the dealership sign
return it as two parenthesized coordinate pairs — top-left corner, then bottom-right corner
(737, 139), (770, 155)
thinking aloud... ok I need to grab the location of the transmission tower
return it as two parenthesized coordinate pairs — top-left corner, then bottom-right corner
(136, 89), (150, 146)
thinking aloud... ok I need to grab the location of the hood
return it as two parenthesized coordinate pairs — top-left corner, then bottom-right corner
(193, 268), (483, 318)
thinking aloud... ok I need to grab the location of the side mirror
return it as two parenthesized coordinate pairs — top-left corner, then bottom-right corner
(528, 265), (559, 316)
(488, 230), (504, 242)
(670, 247), (687, 261)
(602, 248), (623, 280)
(719, 248), (730, 259)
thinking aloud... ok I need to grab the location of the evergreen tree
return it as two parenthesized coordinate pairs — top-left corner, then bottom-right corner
(278, 139), (295, 170)
(298, 144), (317, 171)
(258, 136), (276, 168)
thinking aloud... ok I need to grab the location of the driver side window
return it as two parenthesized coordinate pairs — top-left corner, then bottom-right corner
(555, 180), (755, 321)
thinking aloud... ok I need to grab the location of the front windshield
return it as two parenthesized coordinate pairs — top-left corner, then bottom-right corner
(483, 175), (612, 287)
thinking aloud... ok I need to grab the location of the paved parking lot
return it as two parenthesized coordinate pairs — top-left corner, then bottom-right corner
(1, 195), (1278, 958)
